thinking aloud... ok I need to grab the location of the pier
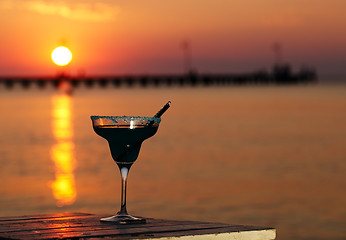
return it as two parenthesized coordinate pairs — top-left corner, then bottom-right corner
(0, 65), (317, 90)
(0, 213), (276, 239)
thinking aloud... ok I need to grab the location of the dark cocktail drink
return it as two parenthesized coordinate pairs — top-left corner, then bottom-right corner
(93, 125), (158, 168)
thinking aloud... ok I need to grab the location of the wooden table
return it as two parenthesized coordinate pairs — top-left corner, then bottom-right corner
(0, 213), (276, 239)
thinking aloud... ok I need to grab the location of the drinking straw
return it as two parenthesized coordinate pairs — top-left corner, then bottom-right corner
(146, 101), (171, 127)
(153, 101), (171, 118)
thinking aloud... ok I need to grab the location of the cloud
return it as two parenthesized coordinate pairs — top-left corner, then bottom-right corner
(1, 0), (118, 22)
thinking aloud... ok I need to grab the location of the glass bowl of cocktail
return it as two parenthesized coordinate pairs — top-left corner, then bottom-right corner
(91, 102), (170, 224)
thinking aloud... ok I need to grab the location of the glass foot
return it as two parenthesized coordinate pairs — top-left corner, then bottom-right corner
(100, 214), (146, 224)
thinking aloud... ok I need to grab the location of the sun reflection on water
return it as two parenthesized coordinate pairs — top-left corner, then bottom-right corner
(51, 94), (76, 207)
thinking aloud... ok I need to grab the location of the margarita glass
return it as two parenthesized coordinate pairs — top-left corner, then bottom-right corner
(91, 116), (161, 224)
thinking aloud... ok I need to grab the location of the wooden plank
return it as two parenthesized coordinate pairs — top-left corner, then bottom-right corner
(0, 213), (276, 240)
(0, 215), (229, 233)
(1, 221), (231, 239)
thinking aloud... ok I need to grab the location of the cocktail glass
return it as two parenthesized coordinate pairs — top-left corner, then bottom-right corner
(91, 116), (161, 224)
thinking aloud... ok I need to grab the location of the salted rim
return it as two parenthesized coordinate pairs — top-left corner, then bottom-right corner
(90, 115), (161, 123)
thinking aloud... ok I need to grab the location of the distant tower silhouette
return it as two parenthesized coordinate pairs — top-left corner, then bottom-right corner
(272, 42), (283, 65)
(181, 40), (192, 74)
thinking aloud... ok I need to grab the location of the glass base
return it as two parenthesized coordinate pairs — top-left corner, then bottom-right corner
(100, 214), (146, 224)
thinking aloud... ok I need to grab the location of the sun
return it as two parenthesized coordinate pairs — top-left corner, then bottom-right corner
(52, 46), (72, 66)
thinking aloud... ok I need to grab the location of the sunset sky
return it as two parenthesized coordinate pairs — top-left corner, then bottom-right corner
(1, 0), (345, 78)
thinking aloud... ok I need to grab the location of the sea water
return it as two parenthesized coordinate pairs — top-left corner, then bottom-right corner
(0, 83), (345, 240)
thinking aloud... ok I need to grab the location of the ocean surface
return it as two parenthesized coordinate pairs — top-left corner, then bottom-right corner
(0, 83), (345, 240)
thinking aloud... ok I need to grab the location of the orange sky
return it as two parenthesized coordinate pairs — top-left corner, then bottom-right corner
(0, 0), (345, 78)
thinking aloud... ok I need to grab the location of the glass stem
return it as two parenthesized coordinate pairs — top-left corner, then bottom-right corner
(119, 167), (129, 215)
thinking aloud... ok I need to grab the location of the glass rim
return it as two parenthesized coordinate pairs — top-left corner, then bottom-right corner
(90, 115), (161, 123)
